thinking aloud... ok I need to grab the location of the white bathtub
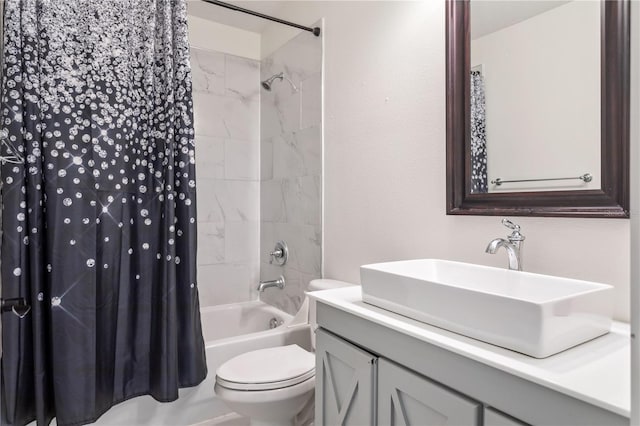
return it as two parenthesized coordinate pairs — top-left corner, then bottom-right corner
(92, 300), (312, 426)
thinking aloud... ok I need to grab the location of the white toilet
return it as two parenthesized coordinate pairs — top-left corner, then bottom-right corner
(214, 279), (354, 426)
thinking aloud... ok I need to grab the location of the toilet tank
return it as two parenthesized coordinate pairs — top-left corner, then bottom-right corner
(307, 279), (355, 349)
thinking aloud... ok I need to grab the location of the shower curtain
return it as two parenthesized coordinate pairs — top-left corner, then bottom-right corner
(470, 70), (488, 193)
(0, 1), (207, 425)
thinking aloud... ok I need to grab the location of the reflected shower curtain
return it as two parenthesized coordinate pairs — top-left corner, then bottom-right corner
(0, 1), (207, 425)
(470, 70), (488, 193)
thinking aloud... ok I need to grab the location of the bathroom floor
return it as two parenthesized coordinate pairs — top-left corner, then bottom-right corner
(194, 411), (315, 426)
(193, 413), (249, 426)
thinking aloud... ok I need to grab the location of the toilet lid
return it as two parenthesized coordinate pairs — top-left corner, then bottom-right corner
(216, 345), (315, 391)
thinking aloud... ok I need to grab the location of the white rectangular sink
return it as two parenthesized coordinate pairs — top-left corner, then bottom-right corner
(360, 259), (613, 358)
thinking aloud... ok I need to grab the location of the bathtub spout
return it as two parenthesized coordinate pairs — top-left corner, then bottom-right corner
(257, 276), (286, 292)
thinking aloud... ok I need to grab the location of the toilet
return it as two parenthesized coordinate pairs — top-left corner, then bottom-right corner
(214, 279), (354, 426)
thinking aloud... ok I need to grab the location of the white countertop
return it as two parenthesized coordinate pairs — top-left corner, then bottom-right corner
(310, 286), (631, 418)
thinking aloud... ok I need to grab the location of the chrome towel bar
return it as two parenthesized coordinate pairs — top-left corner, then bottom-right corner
(491, 173), (592, 187)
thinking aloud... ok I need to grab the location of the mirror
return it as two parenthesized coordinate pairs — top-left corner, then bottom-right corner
(470, 1), (600, 194)
(446, 0), (630, 218)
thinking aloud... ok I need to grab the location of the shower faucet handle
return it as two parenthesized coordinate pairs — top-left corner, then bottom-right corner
(270, 248), (283, 258)
(269, 241), (288, 266)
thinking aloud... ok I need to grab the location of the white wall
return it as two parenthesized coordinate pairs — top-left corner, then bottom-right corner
(261, 1), (631, 322)
(471, 1), (601, 192)
(188, 14), (261, 60)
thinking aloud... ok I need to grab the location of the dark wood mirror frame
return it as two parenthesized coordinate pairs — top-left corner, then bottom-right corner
(446, 0), (630, 218)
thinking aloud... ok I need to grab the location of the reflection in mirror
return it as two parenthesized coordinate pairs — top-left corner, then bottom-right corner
(469, 1), (601, 193)
(446, 0), (629, 218)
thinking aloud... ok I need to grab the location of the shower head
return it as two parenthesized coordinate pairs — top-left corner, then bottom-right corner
(261, 74), (279, 91)
(260, 72), (298, 92)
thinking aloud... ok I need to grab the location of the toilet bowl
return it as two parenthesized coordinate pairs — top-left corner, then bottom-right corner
(214, 279), (354, 426)
(214, 344), (315, 426)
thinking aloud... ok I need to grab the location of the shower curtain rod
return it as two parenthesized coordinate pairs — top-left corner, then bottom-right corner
(200, 0), (321, 37)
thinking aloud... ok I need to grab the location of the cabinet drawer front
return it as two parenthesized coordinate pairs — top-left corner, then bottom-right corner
(378, 358), (481, 426)
(315, 329), (378, 426)
(485, 408), (529, 426)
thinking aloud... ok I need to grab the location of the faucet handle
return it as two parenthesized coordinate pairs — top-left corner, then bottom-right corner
(502, 218), (525, 242)
(502, 218), (520, 231)
(269, 241), (288, 266)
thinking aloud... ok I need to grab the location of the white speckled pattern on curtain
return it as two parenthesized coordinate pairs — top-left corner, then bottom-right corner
(470, 70), (488, 193)
(0, 1), (207, 425)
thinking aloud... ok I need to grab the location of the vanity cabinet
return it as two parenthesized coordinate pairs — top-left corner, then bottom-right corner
(315, 301), (629, 426)
(315, 329), (377, 425)
(316, 329), (482, 426)
(484, 408), (529, 426)
(378, 358), (481, 425)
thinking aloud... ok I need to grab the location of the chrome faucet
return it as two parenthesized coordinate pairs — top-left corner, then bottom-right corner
(485, 219), (525, 271)
(257, 275), (286, 292)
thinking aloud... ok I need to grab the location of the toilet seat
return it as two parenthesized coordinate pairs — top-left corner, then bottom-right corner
(217, 369), (315, 391)
(216, 344), (315, 391)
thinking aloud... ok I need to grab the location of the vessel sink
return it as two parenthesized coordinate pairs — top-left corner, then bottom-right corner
(360, 259), (613, 358)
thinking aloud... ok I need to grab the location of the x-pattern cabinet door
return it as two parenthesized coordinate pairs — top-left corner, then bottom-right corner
(378, 358), (482, 426)
(485, 407), (530, 426)
(315, 329), (377, 426)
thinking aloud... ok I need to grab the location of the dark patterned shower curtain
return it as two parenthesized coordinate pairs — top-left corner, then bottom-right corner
(0, 1), (207, 425)
(470, 70), (488, 193)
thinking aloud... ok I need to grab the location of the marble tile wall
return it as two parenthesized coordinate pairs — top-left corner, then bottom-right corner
(259, 26), (323, 315)
(191, 47), (261, 307)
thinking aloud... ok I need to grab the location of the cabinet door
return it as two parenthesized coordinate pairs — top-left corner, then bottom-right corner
(484, 407), (529, 426)
(378, 358), (481, 426)
(315, 329), (378, 426)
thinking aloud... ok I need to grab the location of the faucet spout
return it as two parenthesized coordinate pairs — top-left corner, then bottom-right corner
(485, 238), (506, 254)
(486, 238), (522, 271)
(485, 219), (525, 271)
(257, 275), (286, 292)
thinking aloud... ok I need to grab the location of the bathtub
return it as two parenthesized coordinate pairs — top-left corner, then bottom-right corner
(92, 300), (312, 426)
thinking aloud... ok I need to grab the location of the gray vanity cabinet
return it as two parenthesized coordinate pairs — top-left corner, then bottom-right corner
(315, 329), (377, 425)
(315, 329), (482, 426)
(315, 301), (629, 426)
(484, 408), (529, 426)
(378, 358), (482, 425)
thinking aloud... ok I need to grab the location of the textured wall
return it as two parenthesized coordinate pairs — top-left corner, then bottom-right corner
(191, 47), (261, 307)
(259, 26), (323, 314)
